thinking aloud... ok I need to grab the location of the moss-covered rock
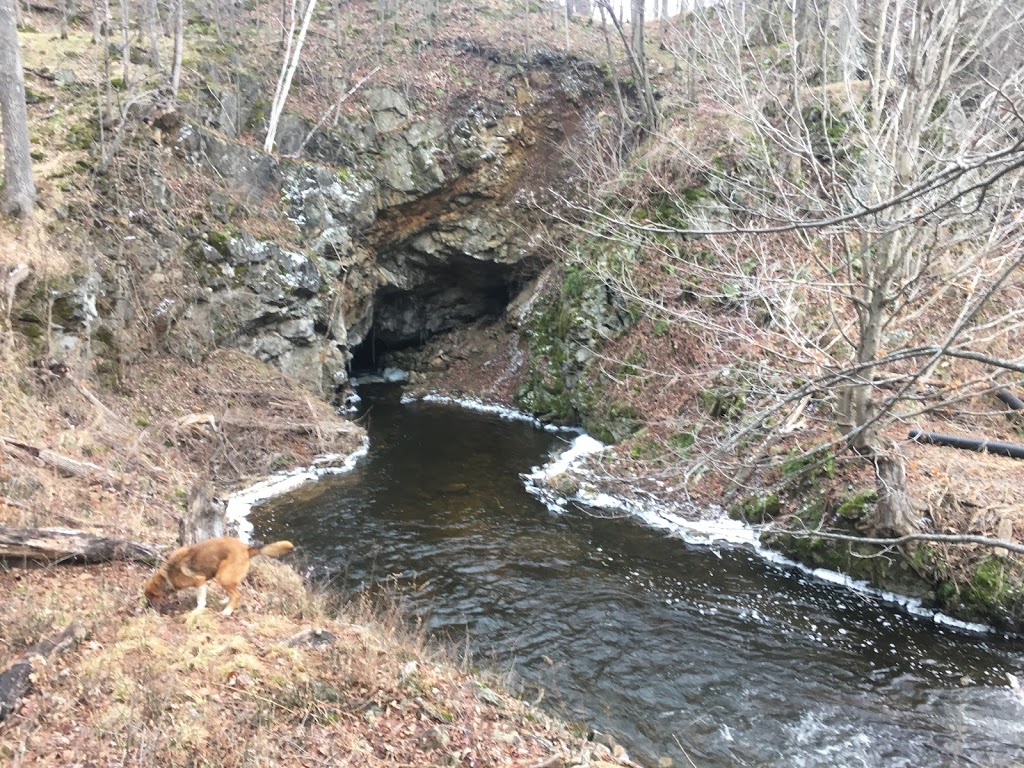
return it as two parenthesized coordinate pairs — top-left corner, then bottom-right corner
(835, 488), (877, 521)
(730, 493), (781, 524)
(936, 555), (1024, 632)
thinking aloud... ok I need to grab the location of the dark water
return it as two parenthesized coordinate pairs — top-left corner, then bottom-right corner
(250, 387), (1024, 767)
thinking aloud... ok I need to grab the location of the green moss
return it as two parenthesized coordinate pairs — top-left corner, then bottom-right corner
(24, 87), (50, 104)
(562, 266), (589, 300)
(66, 120), (99, 150)
(668, 431), (695, 452)
(835, 488), (877, 520)
(966, 557), (1010, 608)
(698, 388), (744, 421)
(730, 493), (780, 524)
(780, 447), (836, 481)
(244, 99), (269, 133)
(20, 322), (44, 340)
(206, 230), (234, 257)
(629, 435), (661, 461)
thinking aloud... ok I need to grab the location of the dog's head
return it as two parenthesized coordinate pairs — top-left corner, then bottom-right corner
(144, 570), (173, 606)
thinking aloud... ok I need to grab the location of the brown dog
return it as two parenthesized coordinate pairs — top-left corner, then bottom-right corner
(144, 537), (294, 616)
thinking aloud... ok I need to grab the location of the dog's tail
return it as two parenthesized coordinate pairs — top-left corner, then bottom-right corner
(249, 540), (295, 558)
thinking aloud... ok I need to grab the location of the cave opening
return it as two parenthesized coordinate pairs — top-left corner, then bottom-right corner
(348, 328), (391, 375)
(347, 257), (531, 376)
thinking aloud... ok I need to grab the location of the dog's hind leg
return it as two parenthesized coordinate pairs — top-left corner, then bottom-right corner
(221, 583), (242, 616)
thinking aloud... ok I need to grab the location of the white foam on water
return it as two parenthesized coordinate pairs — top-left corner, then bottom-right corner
(402, 392), (579, 433)
(226, 436), (369, 542)
(523, 431), (998, 636)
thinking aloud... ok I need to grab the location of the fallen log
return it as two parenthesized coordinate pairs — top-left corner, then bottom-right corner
(908, 429), (1024, 460)
(0, 436), (124, 488)
(0, 526), (160, 563)
(0, 622), (86, 723)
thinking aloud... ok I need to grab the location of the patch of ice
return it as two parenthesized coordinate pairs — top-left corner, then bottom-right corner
(523, 430), (998, 636)
(352, 368), (410, 385)
(402, 392), (578, 432)
(226, 436), (369, 542)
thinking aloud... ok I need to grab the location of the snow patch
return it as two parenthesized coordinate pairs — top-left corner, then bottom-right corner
(352, 368), (410, 385)
(524, 431), (996, 635)
(226, 437), (369, 542)
(401, 392), (578, 432)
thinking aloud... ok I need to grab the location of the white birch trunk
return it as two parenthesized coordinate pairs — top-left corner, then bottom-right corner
(264, 0), (318, 153)
(170, 0), (183, 98)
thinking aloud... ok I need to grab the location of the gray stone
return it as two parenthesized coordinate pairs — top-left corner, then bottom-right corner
(54, 68), (77, 87)
(363, 87), (410, 116)
(312, 226), (353, 259)
(198, 130), (279, 193)
(278, 317), (316, 342)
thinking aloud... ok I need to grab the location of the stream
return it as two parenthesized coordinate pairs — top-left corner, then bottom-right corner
(249, 386), (1024, 767)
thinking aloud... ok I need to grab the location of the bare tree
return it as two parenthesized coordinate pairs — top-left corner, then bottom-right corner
(142, 0), (161, 67)
(170, 0), (184, 99)
(595, 0), (660, 131)
(557, 0), (1024, 534)
(264, 0), (318, 153)
(0, 0), (35, 219)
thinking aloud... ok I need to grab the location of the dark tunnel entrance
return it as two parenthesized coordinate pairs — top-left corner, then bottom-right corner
(346, 259), (525, 376)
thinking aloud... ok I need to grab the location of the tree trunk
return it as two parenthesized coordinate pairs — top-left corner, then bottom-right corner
(143, 0), (160, 68)
(117, 0), (129, 85)
(871, 440), (916, 536)
(90, 0), (100, 44)
(264, 0), (318, 153)
(177, 482), (225, 546)
(600, 0), (659, 131)
(630, 0), (644, 57)
(1, 435), (124, 487)
(170, 0), (183, 98)
(0, 0), (36, 219)
(0, 526), (160, 562)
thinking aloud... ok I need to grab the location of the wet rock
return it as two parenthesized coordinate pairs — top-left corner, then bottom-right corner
(363, 87), (411, 117)
(282, 164), (377, 235)
(272, 112), (310, 155)
(377, 135), (445, 195)
(312, 226), (353, 260)
(180, 128), (279, 194)
(285, 628), (337, 647)
(545, 472), (581, 497)
(197, 63), (263, 137)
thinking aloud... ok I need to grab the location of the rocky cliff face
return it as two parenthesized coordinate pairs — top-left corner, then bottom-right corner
(118, 51), (611, 396)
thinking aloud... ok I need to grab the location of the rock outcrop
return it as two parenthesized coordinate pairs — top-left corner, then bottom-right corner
(133, 52), (610, 395)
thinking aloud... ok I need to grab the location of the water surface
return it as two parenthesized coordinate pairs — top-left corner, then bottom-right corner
(251, 387), (1024, 766)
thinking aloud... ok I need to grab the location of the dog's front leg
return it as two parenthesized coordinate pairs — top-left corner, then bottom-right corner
(192, 583), (208, 613)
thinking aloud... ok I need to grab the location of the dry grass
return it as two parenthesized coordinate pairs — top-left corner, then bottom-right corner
(0, 558), (626, 768)
(0, 6), (659, 766)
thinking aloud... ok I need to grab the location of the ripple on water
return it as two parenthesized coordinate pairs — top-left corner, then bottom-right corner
(248, 388), (1024, 768)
